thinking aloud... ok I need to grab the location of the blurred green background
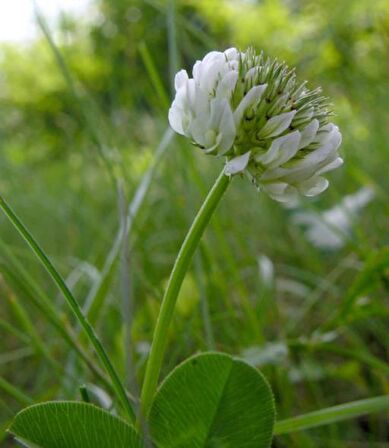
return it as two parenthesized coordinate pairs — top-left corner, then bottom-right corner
(1, 0), (389, 446)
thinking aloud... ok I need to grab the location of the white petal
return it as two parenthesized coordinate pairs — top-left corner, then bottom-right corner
(316, 157), (344, 175)
(204, 132), (222, 154)
(218, 102), (236, 154)
(204, 129), (218, 149)
(174, 70), (189, 91)
(265, 125), (342, 183)
(185, 79), (197, 110)
(192, 60), (202, 81)
(233, 84), (267, 126)
(190, 98), (235, 155)
(313, 124), (339, 146)
(229, 60), (239, 71)
(198, 53), (227, 93)
(224, 47), (240, 61)
(298, 119), (319, 149)
(224, 151), (251, 175)
(202, 51), (223, 65)
(256, 131), (301, 169)
(209, 98), (227, 129)
(216, 71), (238, 99)
(192, 53), (224, 92)
(168, 104), (185, 135)
(303, 127), (342, 166)
(299, 176), (329, 197)
(172, 87), (189, 110)
(179, 79), (207, 119)
(257, 110), (297, 139)
(193, 87), (210, 118)
(262, 182), (298, 203)
(190, 116), (208, 147)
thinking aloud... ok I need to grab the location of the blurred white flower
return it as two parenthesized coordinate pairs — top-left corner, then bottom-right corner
(86, 384), (113, 409)
(241, 342), (289, 367)
(293, 187), (375, 249)
(169, 47), (343, 202)
(257, 254), (274, 290)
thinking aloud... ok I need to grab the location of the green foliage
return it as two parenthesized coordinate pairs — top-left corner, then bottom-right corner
(1, 0), (389, 446)
(149, 353), (275, 447)
(9, 402), (142, 447)
(338, 247), (389, 321)
(8, 353), (276, 447)
(0, 195), (135, 422)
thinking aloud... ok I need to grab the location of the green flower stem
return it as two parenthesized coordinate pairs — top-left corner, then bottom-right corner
(0, 196), (135, 423)
(139, 169), (230, 420)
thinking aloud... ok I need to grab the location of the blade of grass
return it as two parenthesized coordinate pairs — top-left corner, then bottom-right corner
(65, 130), (173, 412)
(289, 339), (389, 376)
(139, 41), (170, 110)
(274, 395), (389, 435)
(144, 0), (218, 49)
(118, 183), (137, 393)
(338, 248), (389, 322)
(0, 417), (12, 444)
(0, 377), (33, 406)
(167, 0), (179, 94)
(4, 293), (84, 388)
(0, 241), (112, 388)
(288, 254), (357, 334)
(321, 247), (389, 331)
(33, 2), (117, 186)
(1, 297), (94, 388)
(5, 292), (64, 379)
(86, 128), (174, 324)
(0, 348), (34, 365)
(0, 196), (135, 422)
(0, 318), (30, 345)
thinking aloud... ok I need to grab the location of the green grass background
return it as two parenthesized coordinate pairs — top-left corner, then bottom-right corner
(1, 0), (388, 446)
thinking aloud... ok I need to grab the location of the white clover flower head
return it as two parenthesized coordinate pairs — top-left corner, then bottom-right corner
(169, 47), (343, 202)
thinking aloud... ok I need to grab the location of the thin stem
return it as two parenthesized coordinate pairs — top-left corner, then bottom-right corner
(0, 196), (135, 423)
(139, 169), (230, 421)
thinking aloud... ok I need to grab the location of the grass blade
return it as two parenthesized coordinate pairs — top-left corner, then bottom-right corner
(0, 196), (135, 422)
(34, 3), (117, 185)
(5, 291), (64, 378)
(274, 395), (389, 435)
(0, 377), (33, 406)
(139, 41), (170, 110)
(0, 241), (111, 388)
(86, 128), (174, 324)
